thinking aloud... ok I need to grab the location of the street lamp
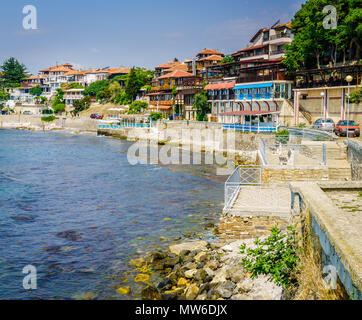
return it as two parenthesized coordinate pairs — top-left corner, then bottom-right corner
(345, 75), (353, 141)
(320, 92), (325, 120)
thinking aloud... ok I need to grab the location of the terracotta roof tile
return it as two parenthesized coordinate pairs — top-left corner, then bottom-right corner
(199, 55), (223, 62)
(205, 82), (235, 90)
(158, 70), (195, 79)
(198, 48), (224, 56)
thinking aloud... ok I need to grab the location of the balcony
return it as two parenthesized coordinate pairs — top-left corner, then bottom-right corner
(294, 78), (359, 89)
(149, 100), (173, 106)
(268, 34), (292, 44)
(176, 78), (203, 90)
(150, 83), (172, 92)
(207, 93), (235, 101)
(237, 75), (274, 83)
(64, 95), (83, 100)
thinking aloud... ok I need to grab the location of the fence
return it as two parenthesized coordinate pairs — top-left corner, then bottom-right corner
(224, 165), (291, 214)
(98, 123), (152, 130)
(346, 140), (362, 181)
(260, 137), (327, 166)
(223, 123), (278, 133)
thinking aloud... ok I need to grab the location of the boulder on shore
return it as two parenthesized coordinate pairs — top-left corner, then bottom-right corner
(169, 241), (208, 255)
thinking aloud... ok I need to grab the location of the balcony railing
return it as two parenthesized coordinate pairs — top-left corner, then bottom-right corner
(269, 34), (292, 41)
(270, 49), (285, 55)
(237, 75), (274, 83)
(149, 100), (173, 106)
(295, 78), (359, 89)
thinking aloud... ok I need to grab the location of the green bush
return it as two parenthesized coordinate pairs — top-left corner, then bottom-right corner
(275, 129), (290, 144)
(150, 111), (163, 121)
(41, 116), (56, 122)
(240, 225), (299, 288)
(127, 101), (148, 114)
(52, 103), (65, 114)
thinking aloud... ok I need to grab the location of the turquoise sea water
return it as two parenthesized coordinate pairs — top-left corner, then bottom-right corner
(0, 129), (224, 300)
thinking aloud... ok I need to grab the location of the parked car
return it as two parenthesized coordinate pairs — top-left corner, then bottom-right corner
(23, 111), (33, 115)
(312, 118), (335, 131)
(90, 114), (103, 119)
(334, 120), (360, 137)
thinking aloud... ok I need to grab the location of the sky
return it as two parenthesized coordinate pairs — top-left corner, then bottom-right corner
(0, 0), (306, 74)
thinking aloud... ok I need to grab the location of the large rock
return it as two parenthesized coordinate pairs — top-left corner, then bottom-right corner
(194, 269), (207, 282)
(214, 282), (236, 299)
(226, 265), (245, 283)
(236, 278), (253, 293)
(184, 269), (198, 279)
(210, 268), (228, 285)
(194, 251), (209, 263)
(141, 286), (162, 300)
(185, 284), (199, 300)
(169, 241), (208, 255)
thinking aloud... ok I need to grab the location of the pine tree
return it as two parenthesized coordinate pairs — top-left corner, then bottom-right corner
(0, 57), (27, 88)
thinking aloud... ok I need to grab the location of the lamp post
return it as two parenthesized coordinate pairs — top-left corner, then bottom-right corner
(320, 92), (324, 120)
(345, 75), (353, 141)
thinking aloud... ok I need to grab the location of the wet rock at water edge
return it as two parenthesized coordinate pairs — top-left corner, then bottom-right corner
(56, 230), (82, 241)
(157, 278), (170, 290)
(141, 286), (162, 300)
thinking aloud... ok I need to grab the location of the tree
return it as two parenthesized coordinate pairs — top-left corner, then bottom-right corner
(220, 55), (234, 64)
(72, 96), (92, 116)
(125, 67), (154, 101)
(51, 89), (65, 114)
(0, 57), (28, 88)
(127, 101), (148, 114)
(285, 0), (362, 72)
(83, 80), (109, 98)
(0, 88), (10, 103)
(193, 91), (210, 121)
(30, 85), (42, 97)
(125, 68), (140, 101)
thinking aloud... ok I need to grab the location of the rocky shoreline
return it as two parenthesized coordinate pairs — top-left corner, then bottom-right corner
(127, 239), (283, 301)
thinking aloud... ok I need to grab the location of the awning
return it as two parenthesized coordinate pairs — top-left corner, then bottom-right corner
(233, 83), (273, 90)
(205, 82), (235, 90)
(220, 110), (280, 116)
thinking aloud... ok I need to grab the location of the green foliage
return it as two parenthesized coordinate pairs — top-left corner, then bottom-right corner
(193, 91), (210, 122)
(297, 123), (307, 128)
(220, 55), (234, 64)
(0, 57), (28, 88)
(348, 88), (362, 104)
(83, 80), (109, 98)
(52, 103), (65, 114)
(240, 225), (299, 288)
(127, 100), (148, 114)
(275, 129), (290, 144)
(41, 116), (56, 122)
(61, 82), (84, 90)
(51, 89), (65, 114)
(358, 191), (362, 197)
(0, 88), (10, 102)
(30, 85), (42, 97)
(285, 0), (362, 72)
(125, 67), (154, 101)
(71, 96), (92, 116)
(150, 111), (164, 121)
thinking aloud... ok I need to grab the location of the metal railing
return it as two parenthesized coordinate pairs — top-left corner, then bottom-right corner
(260, 138), (327, 166)
(98, 123), (152, 130)
(223, 123), (278, 133)
(224, 165), (291, 214)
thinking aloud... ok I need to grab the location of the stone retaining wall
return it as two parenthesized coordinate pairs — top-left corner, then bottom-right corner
(261, 166), (329, 183)
(218, 216), (289, 242)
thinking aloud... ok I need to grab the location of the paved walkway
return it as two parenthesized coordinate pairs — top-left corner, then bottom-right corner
(227, 185), (291, 218)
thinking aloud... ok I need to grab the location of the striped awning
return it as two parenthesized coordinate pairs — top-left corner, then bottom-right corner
(233, 83), (273, 90)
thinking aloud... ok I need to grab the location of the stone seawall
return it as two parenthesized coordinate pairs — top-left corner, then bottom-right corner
(0, 115), (98, 132)
(218, 216), (289, 242)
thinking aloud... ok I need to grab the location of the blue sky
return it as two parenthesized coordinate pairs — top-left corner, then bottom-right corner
(0, 0), (306, 74)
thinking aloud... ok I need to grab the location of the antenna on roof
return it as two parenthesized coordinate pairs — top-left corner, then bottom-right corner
(271, 20), (280, 29)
